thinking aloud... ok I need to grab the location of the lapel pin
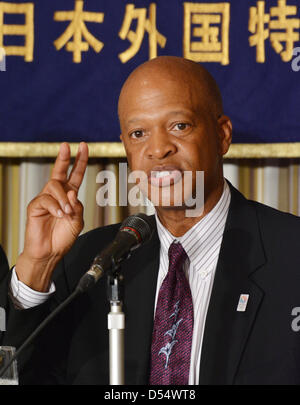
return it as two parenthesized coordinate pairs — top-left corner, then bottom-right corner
(237, 294), (249, 312)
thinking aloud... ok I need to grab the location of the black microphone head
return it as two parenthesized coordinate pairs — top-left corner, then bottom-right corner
(120, 213), (155, 244)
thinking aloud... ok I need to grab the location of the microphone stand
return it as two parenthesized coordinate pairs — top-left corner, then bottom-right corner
(107, 261), (125, 385)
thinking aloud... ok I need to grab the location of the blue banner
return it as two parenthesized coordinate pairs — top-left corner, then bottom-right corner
(0, 0), (299, 143)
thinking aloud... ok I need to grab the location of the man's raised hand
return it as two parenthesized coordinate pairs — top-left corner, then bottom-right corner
(15, 142), (89, 292)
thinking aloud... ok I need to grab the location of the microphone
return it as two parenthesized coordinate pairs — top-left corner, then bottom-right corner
(76, 213), (155, 293)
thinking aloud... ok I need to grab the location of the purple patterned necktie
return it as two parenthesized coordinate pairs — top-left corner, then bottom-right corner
(149, 241), (193, 385)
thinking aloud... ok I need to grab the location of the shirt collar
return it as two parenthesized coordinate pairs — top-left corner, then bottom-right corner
(155, 180), (231, 263)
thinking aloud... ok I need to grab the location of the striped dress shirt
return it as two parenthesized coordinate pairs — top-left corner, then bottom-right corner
(154, 180), (231, 384)
(10, 181), (231, 384)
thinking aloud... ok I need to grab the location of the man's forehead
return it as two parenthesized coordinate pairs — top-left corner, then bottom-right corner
(118, 57), (223, 119)
(119, 72), (202, 116)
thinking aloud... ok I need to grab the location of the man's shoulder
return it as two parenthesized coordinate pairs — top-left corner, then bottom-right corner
(230, 182), (300, 229)
(250, 199), (300, 230)
(229, 184), (300, 252)
(247, 199), (300, 255)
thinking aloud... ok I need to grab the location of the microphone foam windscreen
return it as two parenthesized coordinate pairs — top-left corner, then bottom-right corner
(120, 213), (155, 243)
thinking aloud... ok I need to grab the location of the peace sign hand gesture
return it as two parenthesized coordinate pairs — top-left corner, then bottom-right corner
(16, 142), (89, 292)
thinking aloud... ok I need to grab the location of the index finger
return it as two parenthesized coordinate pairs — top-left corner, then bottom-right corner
(67, 142), (89, 191)
(51, 142), (71, 183)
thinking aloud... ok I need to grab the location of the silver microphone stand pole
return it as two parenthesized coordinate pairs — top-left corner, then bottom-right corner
(107, 269), (125, 385)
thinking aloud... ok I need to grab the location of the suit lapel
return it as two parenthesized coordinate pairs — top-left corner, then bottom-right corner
(200, 185), (266, 385)
(121, 223), (160, 384)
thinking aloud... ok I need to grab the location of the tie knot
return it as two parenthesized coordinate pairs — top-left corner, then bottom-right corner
(168, 241), (188, 269)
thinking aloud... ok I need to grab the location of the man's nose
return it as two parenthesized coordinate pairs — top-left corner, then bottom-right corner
(146, 129), (177, 159)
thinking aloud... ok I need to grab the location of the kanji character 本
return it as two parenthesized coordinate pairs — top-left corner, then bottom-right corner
(0, 2), (34, 62)
(118, 3), (167, 63)
(53, 0), (104, 63)
(183, 2), (230, 65)
(249, 0), (300, 63)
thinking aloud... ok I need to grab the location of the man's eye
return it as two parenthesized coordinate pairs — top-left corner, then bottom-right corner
(130, 130), (144, 139)
(174, 123), (190, 131)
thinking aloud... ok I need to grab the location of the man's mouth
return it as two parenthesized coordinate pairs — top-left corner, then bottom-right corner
(148, 167), (182, 187)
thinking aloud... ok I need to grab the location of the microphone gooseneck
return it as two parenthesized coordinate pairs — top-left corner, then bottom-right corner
(76, 213), (154, 293)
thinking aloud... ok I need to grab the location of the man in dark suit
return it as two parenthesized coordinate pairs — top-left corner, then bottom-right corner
(1, 56), (300, 385)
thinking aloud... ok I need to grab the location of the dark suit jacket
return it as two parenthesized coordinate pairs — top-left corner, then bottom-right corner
(1, 184), (300, 385)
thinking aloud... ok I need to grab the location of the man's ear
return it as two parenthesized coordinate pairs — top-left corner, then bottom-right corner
(217, 115), (232, 156)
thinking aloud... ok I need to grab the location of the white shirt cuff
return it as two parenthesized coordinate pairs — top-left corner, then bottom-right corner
(10, 267), (56, 309)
